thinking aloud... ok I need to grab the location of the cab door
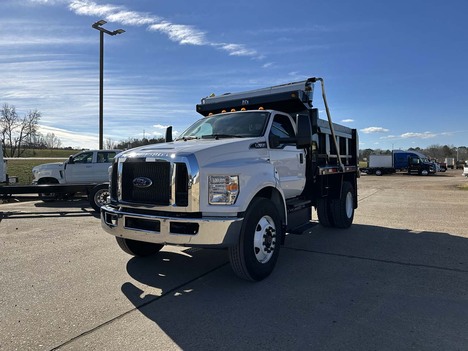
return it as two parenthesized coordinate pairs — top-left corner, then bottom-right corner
(267, 113), (306, 198)
(64, 151), (95, 183)
(93, 151), (118, 182)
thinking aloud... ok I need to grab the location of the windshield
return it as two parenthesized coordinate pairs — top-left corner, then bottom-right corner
(178, 111), (270, 140)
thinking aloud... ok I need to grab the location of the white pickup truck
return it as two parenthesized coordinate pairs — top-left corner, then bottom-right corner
(32, 149), (121, 185)
(31, 149), (121, 207)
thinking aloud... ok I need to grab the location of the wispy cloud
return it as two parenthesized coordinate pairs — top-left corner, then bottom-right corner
(38, 125), (98, 148)
(341, 119), (354, 123)
(380, 132), (437, 140)
(400, 132), (436, 139)
(148, 22), (206, 46)
(360, 127), (389, 134)
(215, 43), (258, 57)
(69, 0), (158, 25)
(63, 0), (260, 57)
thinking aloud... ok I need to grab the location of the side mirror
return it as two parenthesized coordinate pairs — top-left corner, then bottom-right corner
(68, 156), (74, 164)
(165, 126), (173, 142)
(269, 134), (281, 149)
(295, 114), (312, 148)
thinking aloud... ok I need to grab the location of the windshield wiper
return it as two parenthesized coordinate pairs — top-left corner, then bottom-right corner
(176, 136), (200, 141)
(201, 134), (243, 139)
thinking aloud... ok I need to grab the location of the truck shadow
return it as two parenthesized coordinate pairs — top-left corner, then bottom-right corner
(0, 199), (98, 220)
(34, 198), (99, 217)
(120, 224), (468, 350)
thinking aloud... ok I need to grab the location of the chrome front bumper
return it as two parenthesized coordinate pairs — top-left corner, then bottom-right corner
(101, 205), (243, 248)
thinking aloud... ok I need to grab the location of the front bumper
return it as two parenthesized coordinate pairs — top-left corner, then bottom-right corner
(101, 205), (243, 248)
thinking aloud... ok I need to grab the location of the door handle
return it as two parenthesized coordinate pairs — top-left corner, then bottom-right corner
(299, 154), (304, 164)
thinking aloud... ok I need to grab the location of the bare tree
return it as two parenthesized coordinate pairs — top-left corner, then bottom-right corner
(0, 104), (42, 157)
(43, 132), (62, 149)
(105, 138), (116, 150)
(18, 110), (41, 156)
(1, 104), (19, 157)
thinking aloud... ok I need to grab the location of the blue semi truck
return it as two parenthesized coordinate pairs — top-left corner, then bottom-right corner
(362, 150), (437, 176)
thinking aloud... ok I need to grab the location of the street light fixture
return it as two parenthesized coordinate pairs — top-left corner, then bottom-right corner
(92, 20), (125, 149)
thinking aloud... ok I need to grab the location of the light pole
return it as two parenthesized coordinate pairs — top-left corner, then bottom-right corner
(92, 20), (125, 149)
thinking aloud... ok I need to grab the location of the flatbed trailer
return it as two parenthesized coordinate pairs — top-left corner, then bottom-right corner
(0, 183), (109, 212)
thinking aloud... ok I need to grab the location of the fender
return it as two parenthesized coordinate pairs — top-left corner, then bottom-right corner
(199, 158), (288, 226)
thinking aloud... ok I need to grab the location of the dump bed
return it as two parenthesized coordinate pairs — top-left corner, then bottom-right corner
(197, 79), (315, 116)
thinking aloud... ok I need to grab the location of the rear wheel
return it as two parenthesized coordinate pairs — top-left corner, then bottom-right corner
(317, 197), (335, 227)
(229, 198), (282, 281)
(375, 169), (382, 176)
(331, 182), (355, 228)
(116, 237), (164, 257)
(89, 184), (109, 212)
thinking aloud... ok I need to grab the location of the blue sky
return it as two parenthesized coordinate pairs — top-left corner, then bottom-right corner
(0, 0), (467, 150)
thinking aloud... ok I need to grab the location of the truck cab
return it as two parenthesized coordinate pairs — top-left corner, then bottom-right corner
(32, 149), (121, 185)
(407, 154), (436, 176)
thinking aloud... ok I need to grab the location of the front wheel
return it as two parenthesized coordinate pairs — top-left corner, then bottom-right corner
(420, 169), (429, 176)
(116, 237), (164, 257)
(331, 182), (355, 228)
(229, 198), (282, 281)
(37, 178), (59, 202)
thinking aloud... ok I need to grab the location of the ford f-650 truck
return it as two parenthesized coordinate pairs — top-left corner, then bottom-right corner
(101, 77), (359, 281)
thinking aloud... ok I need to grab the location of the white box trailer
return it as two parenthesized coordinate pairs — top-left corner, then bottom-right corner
(445, 157), (455, 169)
(368, 155), (393, 168)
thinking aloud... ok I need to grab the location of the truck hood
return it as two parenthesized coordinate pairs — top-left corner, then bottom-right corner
(32, 162), (65, 172)
(118, 138), (265, 167)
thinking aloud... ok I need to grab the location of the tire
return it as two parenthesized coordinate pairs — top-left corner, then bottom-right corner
(375, 169), (382, 176)
(116, 237), (164, 257)
(330, 182), (355, 229)
(317, 197), (335, 227)
(89, 184), (110, 212)
(228, 198), (282, 281)
(420, 169), (429, 176)
(38, 178), (59, 202)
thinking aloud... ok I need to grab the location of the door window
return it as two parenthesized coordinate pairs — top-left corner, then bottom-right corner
(97, 152), (116, 163)
(269, 114), (296, 149)
(73, 152), (93, 163)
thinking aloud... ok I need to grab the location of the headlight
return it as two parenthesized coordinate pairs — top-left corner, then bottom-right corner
(208, 175), (239, 205)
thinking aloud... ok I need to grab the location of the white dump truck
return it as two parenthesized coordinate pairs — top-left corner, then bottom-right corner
(101, 78), (360, 281)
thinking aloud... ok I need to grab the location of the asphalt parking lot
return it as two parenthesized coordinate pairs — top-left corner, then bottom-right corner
(1, 171), (467, 350)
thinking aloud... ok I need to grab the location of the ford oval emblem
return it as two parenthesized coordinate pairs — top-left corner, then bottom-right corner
(133, 177), (153, 188)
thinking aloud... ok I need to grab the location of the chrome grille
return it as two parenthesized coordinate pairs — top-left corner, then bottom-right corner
(110, 158), (191, 207)
(122, 160), (171, 205)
